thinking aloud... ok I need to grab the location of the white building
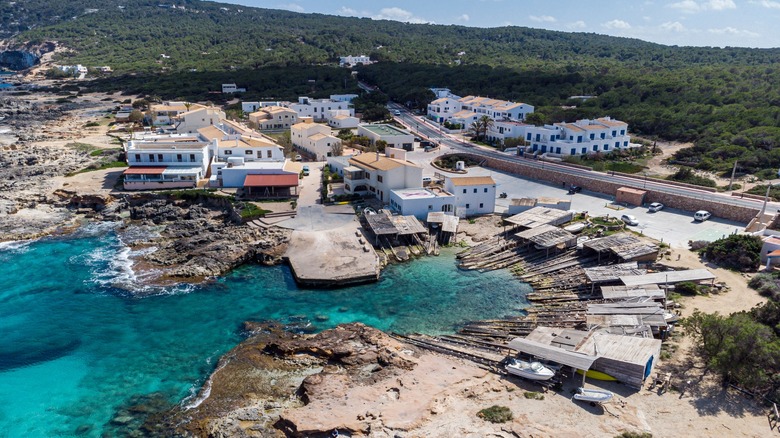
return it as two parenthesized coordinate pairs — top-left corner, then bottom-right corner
(486, 120), (531, 144)
(328, 113), (360, 129)
(357, 124), (414, 151)
(123, 134), (210, 190)
(344, 149), (423, 203)
(149, 102), (205, 126)
(389, 187), (455, 220)
(248, 106), (298, 130)
(289, 97), (353, 122)
(339, 55), (372, 67)
(175, 107), (226, 134)
(527, 117), (632, 157)
(242, 101), (286, 113)
(427, 94), (534, 125)
(444, 176), (497, 217)
(330, 94), (359, 102)
(430, 88), (461, 99)
(291, 122), (341, 161)
(222, 83), (246, 93)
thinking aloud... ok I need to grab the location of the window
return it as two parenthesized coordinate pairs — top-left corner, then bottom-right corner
(577, 136), (583, 143)
(612, 130), (617, 137)
(463, 189), (467, 194)
(589, 134), (595, 140)
(570, 148), (576, 155)
(148, 154), (155, 162)
(428, 205), (433, 210)
(603, 145), (608, 151)
(473, 188), (477, 193)
(266, 150), (272, 158)
(624, 141), (628, 146)
(600, 133), (605, 139)
(620, 130), (625, 135)
(158, 154), (163, 162)
(177, 154), (183, 162)
(245, 150), (253, 155)
(479, 203), (484, 208)
(225, 150), (232, 155)
(377, 175), (383, 183)
(593, 145), (598, 151)
(465, 204), (470, 209)
(484, 188), (488, 193)
(134, 154), (141, 162)
(190, 154), (195, 162)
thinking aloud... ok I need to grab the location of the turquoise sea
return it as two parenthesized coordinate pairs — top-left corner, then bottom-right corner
(0, 224), (529, 437)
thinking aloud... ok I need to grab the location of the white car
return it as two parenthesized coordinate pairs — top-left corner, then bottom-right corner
(648, 202), (664, 212)
(694, 210), (712, 221)
(621, 214), (639, 226)
(394, 110), (401, 116)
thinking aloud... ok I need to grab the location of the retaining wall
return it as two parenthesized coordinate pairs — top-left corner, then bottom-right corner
(454, 153), (759, 223)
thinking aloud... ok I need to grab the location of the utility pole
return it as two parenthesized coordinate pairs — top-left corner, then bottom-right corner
(728, 160), (737, 191)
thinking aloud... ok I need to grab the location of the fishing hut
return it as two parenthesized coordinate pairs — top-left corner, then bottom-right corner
(583, 262), (647, 292)
(515, 224), (577, 257)
(426, 211), (459, 245)
(586, 301), (668, 337)
(582, 233), (660, 263)
(514, 326), (662, 388)
(504, 207), (574, 231)
(363, 210), (428, 261)
(619, 268), (716, 287)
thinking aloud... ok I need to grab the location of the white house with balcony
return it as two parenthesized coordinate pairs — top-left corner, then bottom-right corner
(123, 134), (210, 190)
(486, 120), (531, 144)
(291, 122), (341, 161)
(427, 94), (534, 125)
(524, 117), (632, 157)
(344, 149), (423, 203)
(328, 113), (360, 129)
(444, 176), (497, 217)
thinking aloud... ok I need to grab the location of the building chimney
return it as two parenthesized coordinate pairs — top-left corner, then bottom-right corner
(375, 151), (379, 161)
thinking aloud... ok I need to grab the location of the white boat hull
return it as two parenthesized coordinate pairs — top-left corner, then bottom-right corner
(505, 359), (555, 381)
(573, 388), (614, 403)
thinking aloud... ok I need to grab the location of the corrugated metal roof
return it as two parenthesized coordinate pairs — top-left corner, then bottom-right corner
(507, 338), (597, 370)
(620, 269), (715, 287)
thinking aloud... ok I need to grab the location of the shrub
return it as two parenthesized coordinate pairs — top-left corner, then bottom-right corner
(675, 281), (700, 296)
(477, 405), (513, 423)
(748, 273), (780, 301)
(523, 391), (544, 400)
(704, 234), (762, 271)
(615, 432), (653, 438)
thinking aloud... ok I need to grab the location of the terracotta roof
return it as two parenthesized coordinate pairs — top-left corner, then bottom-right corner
(124, 166), (166, 175)
(197, 126), (225, 140)
(596, 117), (627, 127)
(580, 124), (607, 130)
(244, 174), (299, 187)
(448, 176), (496, 186)
(560, 123), (584, 132)
(309, 133), (329, 141)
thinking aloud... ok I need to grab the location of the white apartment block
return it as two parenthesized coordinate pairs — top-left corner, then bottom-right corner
(291, 122), (341, 161)
(486, 117), (632, 157)
(427, 94), (534, 125)
(288, 97), (353, 122)
(444, 176), (497, 217)
(344, 149), (423, 203)
(339, 55), (372, 67)
(330, 94), (359, 102)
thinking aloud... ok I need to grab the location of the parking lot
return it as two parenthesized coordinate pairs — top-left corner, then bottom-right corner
(418, 160), (745, 249)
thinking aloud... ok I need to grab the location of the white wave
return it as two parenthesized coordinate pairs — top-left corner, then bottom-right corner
(0, 239), (32, 253)
(182, 354), (231, 410)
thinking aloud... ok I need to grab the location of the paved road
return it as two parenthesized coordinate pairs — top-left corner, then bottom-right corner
(387, 102), (780, 213)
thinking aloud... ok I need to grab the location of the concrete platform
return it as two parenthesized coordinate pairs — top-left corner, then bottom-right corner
(285, 223), (380, 287)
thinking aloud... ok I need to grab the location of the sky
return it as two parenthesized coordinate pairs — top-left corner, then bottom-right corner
(221, 0), (780, 48)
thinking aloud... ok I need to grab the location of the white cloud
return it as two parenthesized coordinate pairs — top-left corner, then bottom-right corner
(373, 7), (430, 24)
(602, 19), (632, 30)
(708, 27), (759, 37)
(754, 0), (780, 9)
(660, 21), (686, 32)
(567, 20), (587, 29)
(457, 14), (470, 22)
(338, 7), (358, 15)
(278, 3), (304, 13)
(529, 15), (557, 23)
(669, 0), (736, 13)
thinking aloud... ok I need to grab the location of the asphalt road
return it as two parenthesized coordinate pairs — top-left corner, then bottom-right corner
(387, 102), (780, 213)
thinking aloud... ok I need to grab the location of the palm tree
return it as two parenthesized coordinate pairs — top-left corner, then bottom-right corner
(479, 115), (494, 140)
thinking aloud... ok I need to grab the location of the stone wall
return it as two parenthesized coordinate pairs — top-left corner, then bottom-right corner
(454, 153), (759, 223)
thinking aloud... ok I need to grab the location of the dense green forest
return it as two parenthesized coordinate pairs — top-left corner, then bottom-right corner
(3, 0), (780, 174)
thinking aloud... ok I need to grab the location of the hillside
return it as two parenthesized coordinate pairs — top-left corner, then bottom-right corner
(3, 0), (780, 175)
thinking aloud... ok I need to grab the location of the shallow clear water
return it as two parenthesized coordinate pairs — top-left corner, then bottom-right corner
(0, 226), (528, 437)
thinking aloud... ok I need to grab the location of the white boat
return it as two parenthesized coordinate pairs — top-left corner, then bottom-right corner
(572, 387), (614, 403)
(505, 358), (555, 381)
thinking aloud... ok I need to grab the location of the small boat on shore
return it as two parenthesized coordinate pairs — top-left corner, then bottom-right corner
(573, 387), (614, 403)
(505, 358), (555, 381)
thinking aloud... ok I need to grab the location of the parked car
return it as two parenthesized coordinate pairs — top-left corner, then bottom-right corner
(694, 210), (712, 221)
(295, 154), (302, 161)
(394, 110), (401, 116)
(621, 214), (639, 226)
(422, 176), (432, 185)
(302, 165), (310, 176)
(568, 185), (582, 194)
(648, 202), (664, 212)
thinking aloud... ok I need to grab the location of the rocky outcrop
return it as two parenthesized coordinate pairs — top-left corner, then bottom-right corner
(0, 50), (39, 70)
(117, 195), (290, 283)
